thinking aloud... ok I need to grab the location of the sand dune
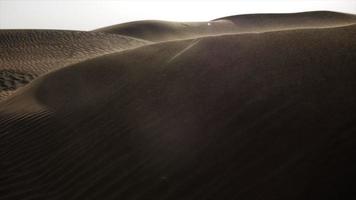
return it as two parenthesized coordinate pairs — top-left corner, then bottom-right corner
(216, 11), (356, 30)
(0, 30), (148, 100)
(95, 11), (356, 42)
(1, 11), (356, 199)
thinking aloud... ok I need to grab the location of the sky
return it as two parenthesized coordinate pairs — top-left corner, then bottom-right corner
(1, 0), (356, 30)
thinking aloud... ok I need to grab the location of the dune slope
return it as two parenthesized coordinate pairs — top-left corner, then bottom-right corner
(1, 23), (356, 199)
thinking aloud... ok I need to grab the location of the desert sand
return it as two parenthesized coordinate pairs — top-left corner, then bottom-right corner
(1, 11), (356, 199)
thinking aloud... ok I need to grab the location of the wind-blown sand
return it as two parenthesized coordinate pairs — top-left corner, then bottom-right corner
(1, 11), (356, 199)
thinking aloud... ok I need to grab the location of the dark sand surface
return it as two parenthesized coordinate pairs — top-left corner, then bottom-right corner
(1, 11), (356, 199)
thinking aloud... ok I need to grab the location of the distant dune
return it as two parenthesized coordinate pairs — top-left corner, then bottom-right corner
(1, 11), (356, 199)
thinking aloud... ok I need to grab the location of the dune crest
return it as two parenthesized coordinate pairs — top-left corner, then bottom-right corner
(95, 11), (356, 42)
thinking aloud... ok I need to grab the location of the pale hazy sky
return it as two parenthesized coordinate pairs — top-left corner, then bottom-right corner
(1, 0), (356, 30)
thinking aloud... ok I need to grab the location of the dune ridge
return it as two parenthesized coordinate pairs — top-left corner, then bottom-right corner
(95, 11), (356, 42)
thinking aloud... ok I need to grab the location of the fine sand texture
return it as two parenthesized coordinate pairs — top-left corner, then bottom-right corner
(1, 11), (356, 199)
(0, 30), (149, 100)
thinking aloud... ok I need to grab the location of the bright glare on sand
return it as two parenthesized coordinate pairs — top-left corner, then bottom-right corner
(1, 0), (356, 30)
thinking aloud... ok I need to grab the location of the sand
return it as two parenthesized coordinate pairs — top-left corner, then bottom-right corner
(1, 11), (356, 199)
